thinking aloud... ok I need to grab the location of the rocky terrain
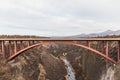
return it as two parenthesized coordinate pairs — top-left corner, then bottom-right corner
(47, 43), (106, 80)
(0, 45), (66, 80)
(0, 41), (120, 80)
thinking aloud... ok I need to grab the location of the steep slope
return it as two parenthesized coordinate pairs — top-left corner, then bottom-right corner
(0, 46), (67, 80)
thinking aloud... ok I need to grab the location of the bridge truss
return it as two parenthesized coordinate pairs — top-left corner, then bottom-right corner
(0, 38), (120, 64)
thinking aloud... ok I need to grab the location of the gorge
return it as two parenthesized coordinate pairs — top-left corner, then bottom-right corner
(0, 41), (120, 80)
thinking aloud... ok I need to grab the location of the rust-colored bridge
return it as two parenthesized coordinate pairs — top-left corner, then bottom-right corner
(0, 38), (120, 64)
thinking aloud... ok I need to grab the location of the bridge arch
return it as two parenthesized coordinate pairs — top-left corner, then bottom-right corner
(8, 41), (116, 63)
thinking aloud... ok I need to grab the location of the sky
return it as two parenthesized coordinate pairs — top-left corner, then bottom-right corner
(0, 0), (120, 37)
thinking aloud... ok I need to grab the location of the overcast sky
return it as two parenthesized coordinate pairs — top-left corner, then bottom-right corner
(0, 0), (120, 36)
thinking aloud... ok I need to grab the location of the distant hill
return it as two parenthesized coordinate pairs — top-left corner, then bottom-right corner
(71, 30), (120, 37)
(52, 30), (120, 38)
(0, 35), (48, 38)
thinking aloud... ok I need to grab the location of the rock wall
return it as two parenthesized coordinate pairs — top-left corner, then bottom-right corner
(47, 43), (107, 80)
(0, 46), (67, 80)
(0, 55), (12, 80)
(115, 62), (120, 80)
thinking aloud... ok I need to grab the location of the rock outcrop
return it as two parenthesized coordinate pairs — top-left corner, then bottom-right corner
(0, 46), (66, 80)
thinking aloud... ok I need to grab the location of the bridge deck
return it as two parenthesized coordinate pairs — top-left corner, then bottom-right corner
(0, 38), (120, 41)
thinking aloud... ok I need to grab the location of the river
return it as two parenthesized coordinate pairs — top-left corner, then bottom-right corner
(63, 58), (76, 80)
(63, 58), (115, 80)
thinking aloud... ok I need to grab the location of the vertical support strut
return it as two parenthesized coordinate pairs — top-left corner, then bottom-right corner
(118, 41), (120, 61)
(27, 41), (30, 46)
(14, 41), (17, 53)
(8, 41), (12, 56)
(101, 41), (104, 53)
(20, 41), (24, 49)
(1, 40), (5, 57)
(106, 41), (108, 57)
(87, 41), (91, 47)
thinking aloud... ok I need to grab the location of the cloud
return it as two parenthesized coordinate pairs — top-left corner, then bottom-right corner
(0, 0), (120, 36)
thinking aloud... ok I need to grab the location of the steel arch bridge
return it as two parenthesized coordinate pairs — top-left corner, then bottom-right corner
(0, 38), (120, 64)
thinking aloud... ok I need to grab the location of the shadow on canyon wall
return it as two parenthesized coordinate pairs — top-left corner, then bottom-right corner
(0, 42), (120, 80)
